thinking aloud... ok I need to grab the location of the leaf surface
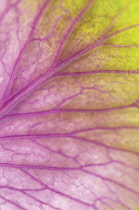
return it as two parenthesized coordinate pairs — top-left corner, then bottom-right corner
(0, 0), (139, 209)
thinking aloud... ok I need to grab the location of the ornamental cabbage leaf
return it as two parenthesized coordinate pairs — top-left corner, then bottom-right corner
(0, 0), (139, 209)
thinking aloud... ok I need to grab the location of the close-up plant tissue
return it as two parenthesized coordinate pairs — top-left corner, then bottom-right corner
(0, 0), (139, 210)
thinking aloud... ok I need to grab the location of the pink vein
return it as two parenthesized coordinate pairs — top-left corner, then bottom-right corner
(57, 23), (139, 69)
(54, 0), (96, 64)
(2, 0), (50, 102)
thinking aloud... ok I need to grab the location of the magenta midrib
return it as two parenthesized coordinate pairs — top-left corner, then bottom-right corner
(1, 3), (139, 118)
(0, 23), (138, 119)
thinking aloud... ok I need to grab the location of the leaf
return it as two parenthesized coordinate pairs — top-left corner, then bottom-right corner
(0, 0), (139, 209)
